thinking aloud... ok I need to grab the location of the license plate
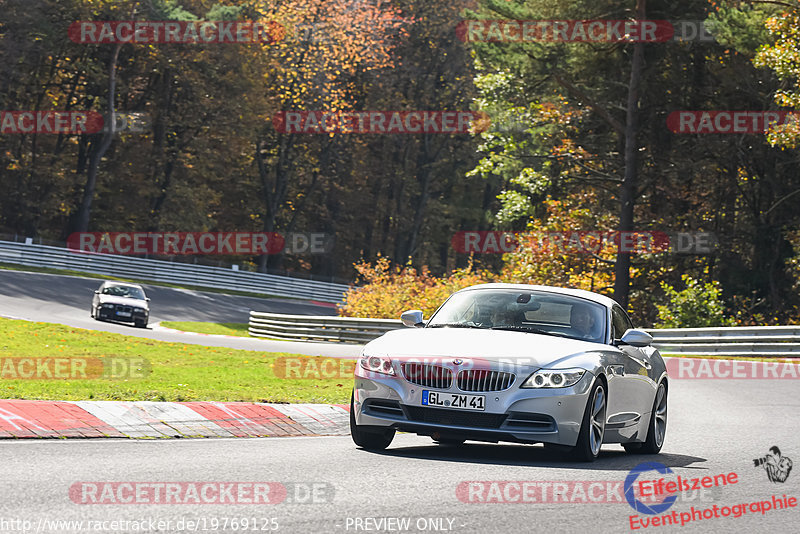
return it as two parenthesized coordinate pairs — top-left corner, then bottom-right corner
(422, 391), (485, 411)
(116, 311), (132, 317)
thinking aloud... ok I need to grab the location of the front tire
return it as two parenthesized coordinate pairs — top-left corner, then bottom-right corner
(350, 391), (395, 451)
(569, 379), (607, 462)
(624, 381), (667, 455)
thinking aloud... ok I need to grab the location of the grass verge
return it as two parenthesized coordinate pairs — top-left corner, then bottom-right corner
(159, 321), (250, 337)
(0, 317), (354, 403)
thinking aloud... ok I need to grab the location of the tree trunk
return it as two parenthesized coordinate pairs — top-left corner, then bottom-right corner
(613, 0), (646, 309)
(73, 42), (123, 233)
(256, 133), (295, 272)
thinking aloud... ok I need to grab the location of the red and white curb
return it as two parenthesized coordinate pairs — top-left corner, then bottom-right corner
(0, 400), (350, 439)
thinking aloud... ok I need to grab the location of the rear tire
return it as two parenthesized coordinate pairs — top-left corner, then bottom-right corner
(350, 391), (395, 451)
(624, 381), (667, 455)
(568, 379), (607, 462)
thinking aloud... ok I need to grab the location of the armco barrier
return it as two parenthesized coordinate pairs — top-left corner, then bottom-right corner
(248, 313), (800, 355)
(648, 326), (800, 356)
(0, 240), (350, 303)
(249, 312), (401, 343)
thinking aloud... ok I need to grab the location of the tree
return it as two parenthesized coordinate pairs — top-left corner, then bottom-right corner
(654, 273), (735, 328)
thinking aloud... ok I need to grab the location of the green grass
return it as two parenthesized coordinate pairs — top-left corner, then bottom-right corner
(160, 321), (250, 337)
(0, 317), (354, 403)
(0, 262), (313, 301)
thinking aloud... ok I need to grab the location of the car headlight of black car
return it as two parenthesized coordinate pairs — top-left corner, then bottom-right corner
(521, 368), (586, 388)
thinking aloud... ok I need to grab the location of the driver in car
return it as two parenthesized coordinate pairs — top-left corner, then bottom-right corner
(570, 303), (601, 341)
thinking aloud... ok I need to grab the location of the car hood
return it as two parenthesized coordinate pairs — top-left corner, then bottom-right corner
(364, 327), (607, 370)
(97, 295), (148, 309)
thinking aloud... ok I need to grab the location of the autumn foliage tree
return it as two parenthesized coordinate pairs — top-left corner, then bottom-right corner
(338, 256), (492, 319)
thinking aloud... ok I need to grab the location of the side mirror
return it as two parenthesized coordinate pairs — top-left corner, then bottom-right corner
(94, 290), (100, 294)
(619, 329), (653, 348)
(146, 298), (151, 302)
(400, 309), (424, 328)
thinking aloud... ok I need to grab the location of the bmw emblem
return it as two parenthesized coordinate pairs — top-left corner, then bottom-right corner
(453, 359), (463, 365)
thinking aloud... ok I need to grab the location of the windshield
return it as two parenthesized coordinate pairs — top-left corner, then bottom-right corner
(102, 285), (146, 300)
(427, 289), (607, 343)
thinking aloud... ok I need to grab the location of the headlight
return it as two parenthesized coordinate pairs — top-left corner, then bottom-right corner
(101, 303), (114, 308)
(521, 368), (586, 388)
(359, 354), (395, 376)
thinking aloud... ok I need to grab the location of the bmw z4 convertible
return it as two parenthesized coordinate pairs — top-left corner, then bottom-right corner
(350, 283), (668, 461)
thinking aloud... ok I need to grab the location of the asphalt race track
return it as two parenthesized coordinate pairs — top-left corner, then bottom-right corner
(1, 268), (799, 533)
(0, 269), (360, 357)
(1, 377), (798, 533)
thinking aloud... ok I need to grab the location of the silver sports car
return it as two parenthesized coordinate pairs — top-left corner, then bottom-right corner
(350, 283), (668, 461)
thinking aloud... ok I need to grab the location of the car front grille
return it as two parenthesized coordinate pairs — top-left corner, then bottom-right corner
(401, 363), (453, 389)
(457, 370), (515, 392)
(99, 304), (145, 320)
(403, 406), (508, 429)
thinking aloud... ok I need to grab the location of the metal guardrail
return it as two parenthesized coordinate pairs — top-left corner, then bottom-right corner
(248, 313), (800, 356)
(249, 312), (400, 343)
(0, 240), (350, 303)
(648, 326), (800, 356)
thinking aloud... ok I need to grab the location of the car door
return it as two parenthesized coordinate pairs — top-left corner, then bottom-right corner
(606, 306), (653, 440)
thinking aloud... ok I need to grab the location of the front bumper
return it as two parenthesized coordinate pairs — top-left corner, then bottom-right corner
(354, 367), (595, 447)
(96, 304), (148, 323)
